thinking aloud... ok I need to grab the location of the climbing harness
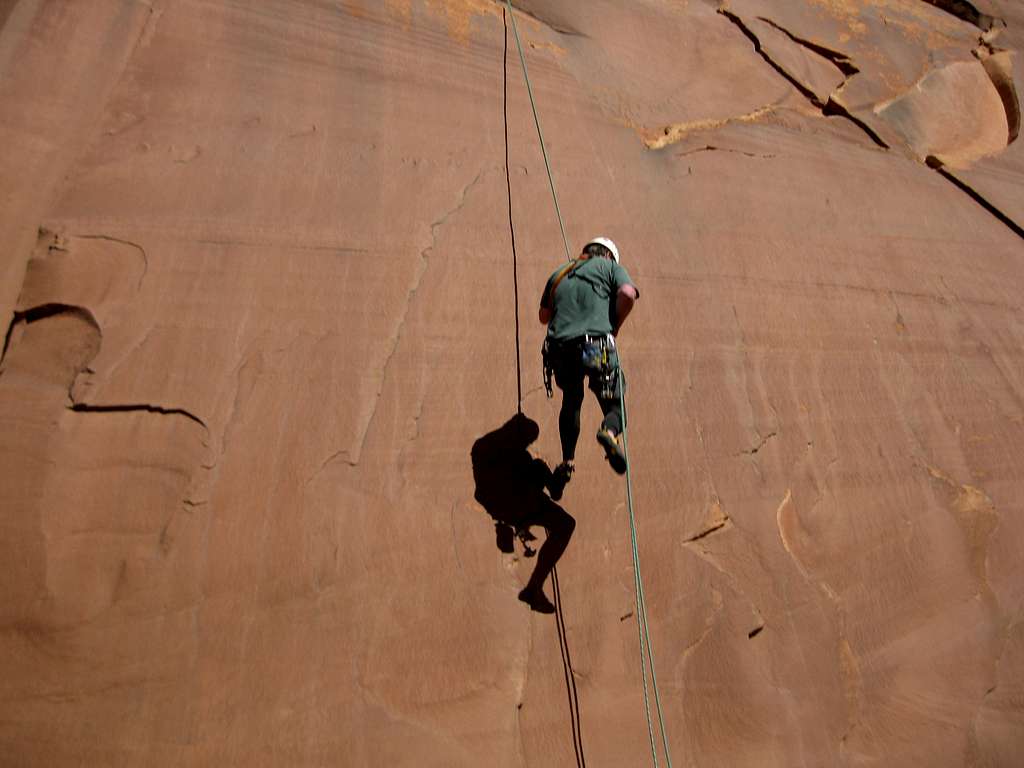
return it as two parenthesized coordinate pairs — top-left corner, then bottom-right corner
(542, 333), (619, 401)
(502, 2), (675, 766)
(581, 334), (618, 400)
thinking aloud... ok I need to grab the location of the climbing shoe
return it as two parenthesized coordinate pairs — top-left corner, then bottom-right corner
(518, 586), (555, 614)
(596, 428), (627, 475)
(548, 461), (574, 501)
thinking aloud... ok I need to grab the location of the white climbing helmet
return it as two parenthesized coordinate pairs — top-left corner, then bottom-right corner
(584, 236), (620, 264)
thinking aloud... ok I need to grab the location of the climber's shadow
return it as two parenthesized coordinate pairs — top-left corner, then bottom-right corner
(471, 413), (576, 613)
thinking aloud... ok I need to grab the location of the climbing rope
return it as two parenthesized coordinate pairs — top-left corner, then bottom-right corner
(619, 365), (674, 768)
(501, 3), (674, 765)
(503, 0), (572, 264)
(552, 565), (587, 767)
(504, 8), (585, 766)
(502, 4), (523, 414)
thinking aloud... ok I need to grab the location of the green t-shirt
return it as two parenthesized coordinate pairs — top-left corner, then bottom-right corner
(540, 257), (638, 341)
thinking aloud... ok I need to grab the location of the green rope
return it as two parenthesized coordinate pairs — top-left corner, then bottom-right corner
(503, 0), (572, 263)
(619, 364), (674, 767)
(502, 2), (672, 762)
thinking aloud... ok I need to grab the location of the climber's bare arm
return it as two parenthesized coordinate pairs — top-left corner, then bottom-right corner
(612, 284), (638, 336)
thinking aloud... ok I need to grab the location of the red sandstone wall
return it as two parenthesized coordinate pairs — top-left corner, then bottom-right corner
(1, 1), (1022, 765)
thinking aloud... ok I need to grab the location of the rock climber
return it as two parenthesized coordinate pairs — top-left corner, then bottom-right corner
(539, 237), (639, 499)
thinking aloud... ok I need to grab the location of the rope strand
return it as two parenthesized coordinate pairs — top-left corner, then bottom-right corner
(503, 3), (673, 763)
(504, 9), (585, 766)
(502, 5), (523, 414)
(552, 566), (587, 767)
(503, 0), (572, 263)
(620, 365), (674, 767)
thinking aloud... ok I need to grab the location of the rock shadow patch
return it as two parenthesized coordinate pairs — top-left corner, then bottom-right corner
(471, 413), (576, 613)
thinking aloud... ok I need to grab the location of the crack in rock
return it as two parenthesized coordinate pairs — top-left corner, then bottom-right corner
(349, 169), (491, 466)
(683, 500), (731, 546)
(2, 303), (101, 369)
(929, 164), (1024, 239)
(739, 431), (778, 456)
(684, 518), (731, 543)
(67, 401), (209, 433)
(681, 587), (724, 663)
(775, 488), (840, 604)
(676, 144), (776, 159)
(920, 0), (1001, 31)
(755, 16), (859, 77)
(718, 7), (890, 149)
(4, 302), (209, 437)
(975, 48), (1020, 145)
(720, 4), (1023, 240)
(647, 105), (776, 150)
(75, 234), (149, 290)
(305, 449), (357, 488)
(747, 601), (767, 640)
(718, 8), (828, 104)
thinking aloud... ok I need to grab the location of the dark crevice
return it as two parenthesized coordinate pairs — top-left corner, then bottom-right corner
(1, 304), (101, 367)
(4, 303), (209, 438)
(68, 402), (209, 432)
(718, 9), (889, 149)
(684, 518), (730, 543)
(821, 98), (890, 148)
(2, 314), (18, 366)
(755, 16), (859, 76)
(920, 0), (1000, 31)
(748, 624), (765, 639)
(676, 145), (776, 159)
(977, 51), (1021, 145)
(720, 9), (822, 105)
(929, 160), (1024, 240)
(307, 450), (358, 484)
(742, 431), (778, 456)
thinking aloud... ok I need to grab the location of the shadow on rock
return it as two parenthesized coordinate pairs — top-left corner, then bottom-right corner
(471, 413), (576, 614)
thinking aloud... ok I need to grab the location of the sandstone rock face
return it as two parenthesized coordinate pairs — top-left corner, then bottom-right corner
(1, 1), (1023, 765)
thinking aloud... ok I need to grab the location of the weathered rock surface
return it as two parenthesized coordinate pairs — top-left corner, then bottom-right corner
(1, 0), (1022, 765)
